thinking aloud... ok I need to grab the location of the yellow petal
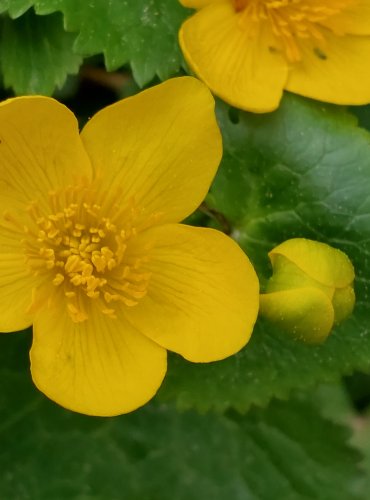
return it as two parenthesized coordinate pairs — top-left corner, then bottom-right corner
(320, 0), (370, 35)
(124, 224), (259, 362)
(332, 285), (355, 324)
(0, 97), (92, 213)
(0, 226), (40, 332)
(265, 254), (335, 302)
(259, 287), (335, 344)
(179, 3), (288, 112)
(269, 239), (355, 289)
(286, 32), (370, 104)
(30, 303), (167, 416)
(81, 77), (222, 225)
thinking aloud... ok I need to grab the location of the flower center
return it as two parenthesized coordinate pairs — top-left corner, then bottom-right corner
(10, 185), (151, 323)
(232, 0), (355, 62)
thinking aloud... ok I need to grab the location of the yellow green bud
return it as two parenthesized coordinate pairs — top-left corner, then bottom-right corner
(259, 238), (355, 344)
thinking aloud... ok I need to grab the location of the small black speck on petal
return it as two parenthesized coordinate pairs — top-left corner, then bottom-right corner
(314, 47), (327, 60)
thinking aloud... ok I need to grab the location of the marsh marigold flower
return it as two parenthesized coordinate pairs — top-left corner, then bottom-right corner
(179, 0), (370, 112)
(0, 77), (259, 416)
(259, 238), (355, 343)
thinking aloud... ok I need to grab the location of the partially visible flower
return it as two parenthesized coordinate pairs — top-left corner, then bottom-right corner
(0, 77), (259, 416)
(179, 0), (370, 112)
(259, 238), (355, 343)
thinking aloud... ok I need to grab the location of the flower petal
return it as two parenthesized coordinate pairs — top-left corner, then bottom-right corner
(269, 239), (355, 288)
(81, 77), (222, 225)
(320, 0), (370, 35)
(0, 226), (40, 332)
(179, 3), (288, 112)
(124, 224), (259, 362)
(332, 285), (355, 324)
(286, 32), (370, 104)
(259, 287), (335, 344)
(30, 303), (167, 416)
(0, 97), (92, 212)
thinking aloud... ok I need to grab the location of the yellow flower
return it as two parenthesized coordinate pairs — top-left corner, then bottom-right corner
(259, 238), (355, 343)
(0, 77), (259, 416)
(179, 0), (370, 112)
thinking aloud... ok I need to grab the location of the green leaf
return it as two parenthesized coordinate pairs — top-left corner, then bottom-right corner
(307, 381), (370, 496)
(3, 0), (190, 87)
(0, 332), (362, 500)
(158, 93), (370, 413)
(351, 105), (370, 133)
(0, 10), (82, 95)
(0, 0), (33, 18)
(352, 407), (370, 495)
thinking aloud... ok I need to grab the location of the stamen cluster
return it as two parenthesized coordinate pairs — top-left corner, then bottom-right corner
(20, 186), (150, 322)
(233, 0), (354, 62)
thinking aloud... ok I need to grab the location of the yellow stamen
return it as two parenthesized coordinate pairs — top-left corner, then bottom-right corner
(17, 184), (152, 322)
(233, 0), (356, 63)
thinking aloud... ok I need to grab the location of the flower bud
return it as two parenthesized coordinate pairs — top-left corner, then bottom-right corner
(259, 239), (355, 344)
